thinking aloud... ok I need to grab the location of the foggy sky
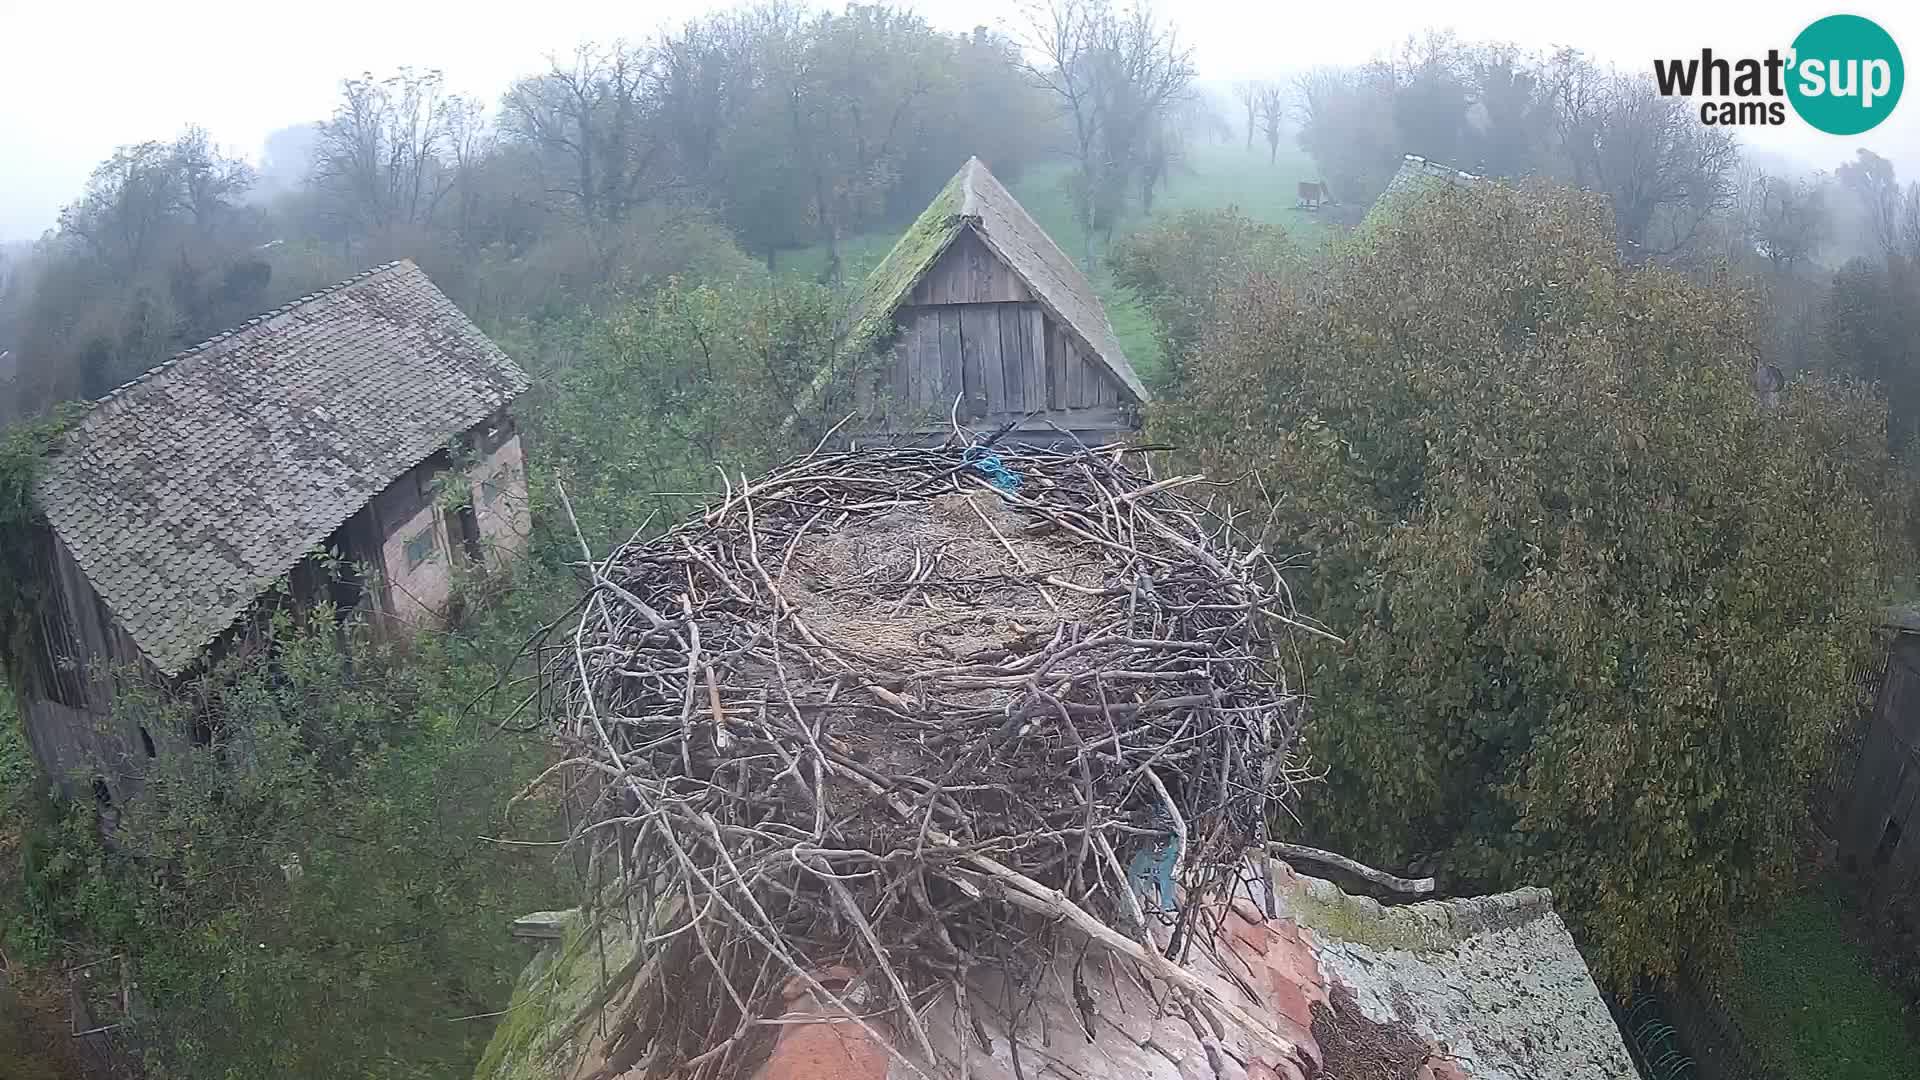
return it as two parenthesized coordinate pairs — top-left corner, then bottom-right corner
(4, 0), (1918, 243)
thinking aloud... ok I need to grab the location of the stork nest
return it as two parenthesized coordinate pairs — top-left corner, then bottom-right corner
(540, 441), (1321, 1078)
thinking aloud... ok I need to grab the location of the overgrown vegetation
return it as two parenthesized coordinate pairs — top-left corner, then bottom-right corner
(1, 577), (571, 1079)
(0, 408), (81, 688)
(1109, 205), (1297, 386)
(1159, 179), (1903, 986)
(8, 1), (1920, 1075)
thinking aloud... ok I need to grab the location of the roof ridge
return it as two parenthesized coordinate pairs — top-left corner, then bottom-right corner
(958, 156), (985, 221)
(75, 259), (414, 424)
(1285, 865), (1556, 950)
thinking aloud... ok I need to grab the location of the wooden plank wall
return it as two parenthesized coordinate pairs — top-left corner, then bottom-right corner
(908, 231), (1034, 305)
(886, 302), (1124, 425)
(1842, 632), (1920, 889)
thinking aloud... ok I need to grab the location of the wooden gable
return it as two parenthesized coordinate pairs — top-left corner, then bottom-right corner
(855, 225), (1131, 439)
(907, 230), (1033, 305)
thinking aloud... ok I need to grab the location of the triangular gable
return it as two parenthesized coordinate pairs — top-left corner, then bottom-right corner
(848, 158), (1147, 405)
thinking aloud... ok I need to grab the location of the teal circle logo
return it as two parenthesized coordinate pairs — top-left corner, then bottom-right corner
(1787, 15), (1903, 135)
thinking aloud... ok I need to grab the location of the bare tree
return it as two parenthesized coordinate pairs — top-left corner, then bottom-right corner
(503, 43), (666, 227)
(1293, 65), (1399, 204)
(1553, 58), (1738, 262)
(1232, 80), (1257, 150)
(312, 68), (457, 239)
(170, 126), (254, 238)
(1901, 183), (1920, 264)
(1252, 82), (1286, 164)
(1020, 0), (1195, 266)
(58, 142), (179, 283)
(1838, 148), (1902, 256)
(1752, 173), (1829, 271)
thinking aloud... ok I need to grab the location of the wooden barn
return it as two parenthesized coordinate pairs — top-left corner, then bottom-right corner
(4, 261), (532, 801)
(1837, 609), (1920, 894)
(839, 157), (1148, 446)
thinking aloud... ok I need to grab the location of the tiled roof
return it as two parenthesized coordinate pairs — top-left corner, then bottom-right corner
(480, 860), (1635, 1080)
(848, 157), (1148, 403)
(1368, 153), (1483, 223)
(34, 260), (528, 676)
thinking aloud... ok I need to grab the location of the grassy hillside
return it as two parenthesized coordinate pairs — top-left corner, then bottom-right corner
(792, 142), (1336, 382)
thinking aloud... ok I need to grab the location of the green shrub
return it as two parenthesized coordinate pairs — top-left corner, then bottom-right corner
(1159, 178), (1903, 986)
(519, 277), (843, 556)
(1108, 206), (1297, 388)
(3, 570), (571, 1080)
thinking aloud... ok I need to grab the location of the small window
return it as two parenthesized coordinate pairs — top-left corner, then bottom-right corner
(403, 527), (438, 570)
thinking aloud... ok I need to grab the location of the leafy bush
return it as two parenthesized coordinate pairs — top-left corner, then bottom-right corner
(1108, 207), (1296, 387)
(3, 573), (570, 1080)
(519, 277), (844, 555)
(1158, 178), (1903, 985)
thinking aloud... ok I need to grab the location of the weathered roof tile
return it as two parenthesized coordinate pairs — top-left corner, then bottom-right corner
(34, 260), (528, 676)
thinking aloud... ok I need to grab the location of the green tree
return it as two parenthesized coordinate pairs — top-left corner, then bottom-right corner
(1159, 179), (1902, 985)
(1108, 206), (1295, 387)
(520, 277), (841, 553)
(6, 586), (568, 1080)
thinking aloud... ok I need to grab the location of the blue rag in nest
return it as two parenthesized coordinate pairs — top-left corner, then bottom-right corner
(1127, 801), (1183, 919)
(963, 445), (1022, 493)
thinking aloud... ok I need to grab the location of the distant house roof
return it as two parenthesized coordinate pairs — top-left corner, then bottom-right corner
(1367, 153), (1483, 224)
(847, 156), (1147, 403)
(1885, 604), (1920, 632)
(477, 860), (1635, 1080)
(34, 260), (529, 676)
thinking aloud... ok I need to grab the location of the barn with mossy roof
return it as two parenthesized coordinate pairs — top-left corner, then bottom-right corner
(840, 157), (1148, 446)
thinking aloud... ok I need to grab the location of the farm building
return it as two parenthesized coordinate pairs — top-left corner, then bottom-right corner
(839, 156), (1148, 446)
(479, 859), (1634, 1080)
(1837, 607), (1920, 895)
(4, 260), (531, 800)
(1365, 153), (1482, 226)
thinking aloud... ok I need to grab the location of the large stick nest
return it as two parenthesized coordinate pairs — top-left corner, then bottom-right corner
(544, 442), (1321, 1078)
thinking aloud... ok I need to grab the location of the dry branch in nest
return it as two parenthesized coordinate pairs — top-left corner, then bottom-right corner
(543, 440), (1321, 1079)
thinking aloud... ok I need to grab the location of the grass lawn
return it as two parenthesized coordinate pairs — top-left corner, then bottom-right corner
(1724, 884), (1920, 1080)
(785, 142), (1337, 383)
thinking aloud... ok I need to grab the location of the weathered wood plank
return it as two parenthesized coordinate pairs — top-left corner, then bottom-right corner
(1046, 321), (1065, 410)
(963, 306), (1004, 416)
(959, 313), (985, 419)
(1000, 305), (1025, 411)
(938, 309), (962, 416)
(1067, 333), (1089, 408)
(1026, 306), (1047, 411)
(971, 234), (994, 303)
(892, 317), (912, 413)
(902, 315), (923, 412)
(938, 308), (963, 412)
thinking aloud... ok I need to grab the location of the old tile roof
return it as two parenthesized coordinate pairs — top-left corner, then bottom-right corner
(478, 860), (1635, 1080)
(34, 260), (529, 676)
(847, 156), (1148, 403)
(1367, 153), (1483, 225)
